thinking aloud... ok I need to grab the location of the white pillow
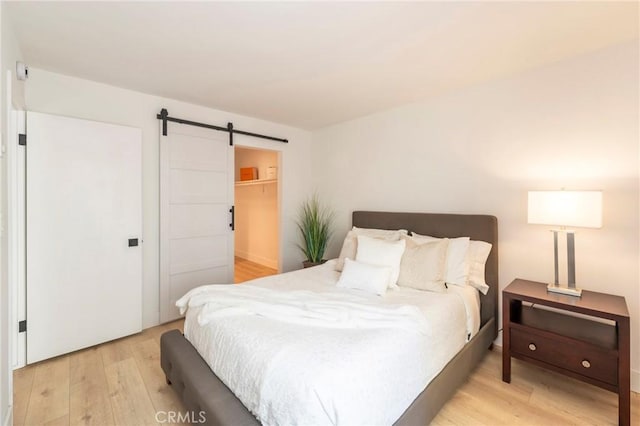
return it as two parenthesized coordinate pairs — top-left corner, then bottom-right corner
(335, 227), (408, 272)
(336, 258), (391, 296)
(411, 234), (470, 287)
(467, 240), (492, 295)
(397, 236), (449, 292)
(355, 235), (406, 288)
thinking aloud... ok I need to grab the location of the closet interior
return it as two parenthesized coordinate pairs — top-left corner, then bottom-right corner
(234, 146), (280, 282)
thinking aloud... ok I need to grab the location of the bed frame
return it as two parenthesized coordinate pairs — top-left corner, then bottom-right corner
(161, 211), (498, 425)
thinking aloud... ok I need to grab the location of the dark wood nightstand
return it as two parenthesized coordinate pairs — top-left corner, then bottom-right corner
(502, 279), (630, 426)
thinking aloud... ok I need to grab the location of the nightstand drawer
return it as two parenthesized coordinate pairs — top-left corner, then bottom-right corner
(510, 327), (617, 385)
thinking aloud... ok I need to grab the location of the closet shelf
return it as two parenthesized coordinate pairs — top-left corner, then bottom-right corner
(235, 178), (277, 187)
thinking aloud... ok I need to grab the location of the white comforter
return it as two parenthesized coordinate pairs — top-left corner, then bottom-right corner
(180, 260), (475, 426)
(177, 285), (430, 334)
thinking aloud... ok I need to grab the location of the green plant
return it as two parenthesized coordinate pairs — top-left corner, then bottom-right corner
(296, 194), (334, 263)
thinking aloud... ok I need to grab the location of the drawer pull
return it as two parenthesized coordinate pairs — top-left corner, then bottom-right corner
(528, 343), (537, 351)
(581, 360), (591, 369)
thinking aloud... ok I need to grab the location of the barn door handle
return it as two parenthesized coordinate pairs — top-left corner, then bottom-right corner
(229, 206), (235, 231)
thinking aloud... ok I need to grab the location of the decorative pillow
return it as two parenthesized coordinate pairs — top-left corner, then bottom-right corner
(467, 240), (492, 295)
(336, 258), (391, 296)
(411, 234), (471, 287)
(355, 235), (406, 288)
(397, 236), (449, 292)
(335, 227), (408, 272)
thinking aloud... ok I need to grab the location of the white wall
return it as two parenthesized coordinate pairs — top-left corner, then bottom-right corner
(235, 148), (279, 269)
(25, 68), (313, 328)
(312, 41), (640, 390)
(0, 4), (25, 423)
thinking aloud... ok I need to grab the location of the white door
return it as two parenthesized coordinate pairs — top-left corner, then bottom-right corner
(26, 112), (143, 364)
(160, 123), (234, 322)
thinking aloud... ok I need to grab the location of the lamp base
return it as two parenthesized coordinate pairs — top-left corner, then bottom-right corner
(547, 284), (582, 297)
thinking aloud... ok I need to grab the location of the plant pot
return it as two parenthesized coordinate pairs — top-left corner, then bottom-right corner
(302, 260), (327, 269)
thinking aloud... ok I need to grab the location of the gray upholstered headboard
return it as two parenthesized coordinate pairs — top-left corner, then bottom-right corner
(352, 211), (499, 337)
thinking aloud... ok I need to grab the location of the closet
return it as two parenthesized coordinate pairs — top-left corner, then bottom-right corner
(234, 147), (280, 282)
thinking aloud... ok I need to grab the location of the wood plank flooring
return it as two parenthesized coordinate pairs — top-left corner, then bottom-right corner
(432, 348), (639, 426)
(14, 321), (186, 426)
(234, 256), (278, 283)
(15, 320), (639, 425)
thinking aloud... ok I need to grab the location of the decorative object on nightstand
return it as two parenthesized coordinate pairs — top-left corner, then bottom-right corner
(527, 190), (602, 297)
(502, 279), (630, 426)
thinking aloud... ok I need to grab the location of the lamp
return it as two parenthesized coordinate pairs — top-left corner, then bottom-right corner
(527, 190), (602, 297)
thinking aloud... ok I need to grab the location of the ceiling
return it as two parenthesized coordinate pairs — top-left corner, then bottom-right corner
(6, 1), (638, 129)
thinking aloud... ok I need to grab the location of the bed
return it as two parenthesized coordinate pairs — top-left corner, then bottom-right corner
(161, 211), (499, 425)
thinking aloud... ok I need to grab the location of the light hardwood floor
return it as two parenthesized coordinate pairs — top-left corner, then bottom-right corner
(234, 256), (278, 283)
(14, 320), (639, 426)
(432, 348), (639, 425)
(13, 321), (188, 426)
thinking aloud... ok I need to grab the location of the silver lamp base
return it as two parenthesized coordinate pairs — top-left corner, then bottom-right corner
(547, 284), (582, 297)
(547, 229), (582, 297)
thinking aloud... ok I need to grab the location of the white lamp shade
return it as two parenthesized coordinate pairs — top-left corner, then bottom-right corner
(528, 191), (602, 228)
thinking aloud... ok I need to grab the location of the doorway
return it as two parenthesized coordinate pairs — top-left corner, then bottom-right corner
(234, 146), (280, 282)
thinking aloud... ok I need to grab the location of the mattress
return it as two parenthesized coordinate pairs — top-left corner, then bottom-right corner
(182, 259), (479, 425)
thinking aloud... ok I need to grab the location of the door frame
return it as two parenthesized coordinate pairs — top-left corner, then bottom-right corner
(233, 141), (283, 274)
(8, 108), (26, 370)
(6, 68), (26, 371)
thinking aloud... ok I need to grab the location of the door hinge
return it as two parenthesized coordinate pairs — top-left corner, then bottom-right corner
(18, 320), (26, 333)
(18, 134), (26, 146)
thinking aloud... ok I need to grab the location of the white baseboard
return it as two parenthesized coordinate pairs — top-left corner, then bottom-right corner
(235, 250), (278, 270)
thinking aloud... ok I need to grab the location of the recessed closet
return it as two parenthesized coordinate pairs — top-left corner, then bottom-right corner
(234, 147), (280, 282)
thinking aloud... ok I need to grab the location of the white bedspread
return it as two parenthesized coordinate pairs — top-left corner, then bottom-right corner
(181, 260), (477, 426)
(178, 285), (430, 334)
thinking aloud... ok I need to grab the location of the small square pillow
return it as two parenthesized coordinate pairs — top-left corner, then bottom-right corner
(467, 240), (492, 295)
(411, 234), (470, 287)
(336, 258), (391, 296)
(335, 227), (408, 272)
(397, 236), (449, 292)
(355, 235), (406, 288)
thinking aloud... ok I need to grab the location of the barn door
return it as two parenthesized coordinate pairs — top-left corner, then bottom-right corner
(26, 112), (143, 363)
(160, 122), (234, 322)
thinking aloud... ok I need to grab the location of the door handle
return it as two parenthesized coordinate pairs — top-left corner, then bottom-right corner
(229, 206), (235, 231)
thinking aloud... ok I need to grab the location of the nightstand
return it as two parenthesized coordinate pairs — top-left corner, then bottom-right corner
(502, 279), (630, 426)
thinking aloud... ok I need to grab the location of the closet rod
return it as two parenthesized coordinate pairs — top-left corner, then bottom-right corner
(156, 109), (288, 144)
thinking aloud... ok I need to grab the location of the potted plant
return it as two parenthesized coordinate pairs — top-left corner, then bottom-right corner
(296, 194), (334, 268)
